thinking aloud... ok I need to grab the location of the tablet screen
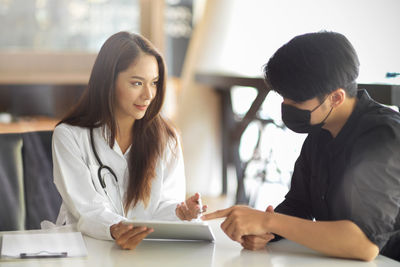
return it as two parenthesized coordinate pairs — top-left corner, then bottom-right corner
(123, 220), (215, 242)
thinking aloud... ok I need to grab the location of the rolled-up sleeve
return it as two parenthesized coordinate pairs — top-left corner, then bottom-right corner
(152, 136), (186, 220)
(52, 125), (125, 240)
(342, 125), (400, 250)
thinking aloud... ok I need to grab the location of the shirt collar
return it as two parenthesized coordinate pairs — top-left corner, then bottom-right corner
(96, 125), (131, 158)
(323, 89), (373, 151)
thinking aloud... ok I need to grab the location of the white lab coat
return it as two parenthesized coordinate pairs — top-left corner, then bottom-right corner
(52, 123), (186, 240)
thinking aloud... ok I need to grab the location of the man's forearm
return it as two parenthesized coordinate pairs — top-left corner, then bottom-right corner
(267, 213), (379, 261)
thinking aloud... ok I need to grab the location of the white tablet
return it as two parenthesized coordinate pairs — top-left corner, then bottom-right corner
(123, 220), (215, 242)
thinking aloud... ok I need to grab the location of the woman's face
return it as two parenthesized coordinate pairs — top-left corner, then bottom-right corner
(114, 53), (159, 124)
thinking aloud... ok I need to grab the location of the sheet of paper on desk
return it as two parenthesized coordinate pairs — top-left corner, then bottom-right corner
(1, 232), (87, 258)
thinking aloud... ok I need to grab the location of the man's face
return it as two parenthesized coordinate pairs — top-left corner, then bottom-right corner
(282, 95), (332, 126)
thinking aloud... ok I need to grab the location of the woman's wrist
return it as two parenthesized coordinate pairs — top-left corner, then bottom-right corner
(110, 224), (117, 239)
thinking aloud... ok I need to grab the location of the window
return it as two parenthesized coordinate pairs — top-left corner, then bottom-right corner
(0, 0), (140, 52)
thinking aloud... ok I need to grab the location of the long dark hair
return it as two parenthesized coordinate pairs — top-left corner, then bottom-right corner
(59, 31), (177, 210)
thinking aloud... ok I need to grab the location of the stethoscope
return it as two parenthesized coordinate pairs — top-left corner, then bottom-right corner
(90, 128), (126, 217)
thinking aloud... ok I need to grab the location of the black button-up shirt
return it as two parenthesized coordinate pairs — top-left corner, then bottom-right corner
(275, 89), (400, 261)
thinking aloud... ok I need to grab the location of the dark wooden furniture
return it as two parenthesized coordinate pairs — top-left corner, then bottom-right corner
(195, 73), (270, 203)
(196, 73), (400, 204)
(357, 83), (400, 109)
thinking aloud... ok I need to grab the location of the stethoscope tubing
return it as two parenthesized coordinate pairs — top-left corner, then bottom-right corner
(90, 128), (125, 217)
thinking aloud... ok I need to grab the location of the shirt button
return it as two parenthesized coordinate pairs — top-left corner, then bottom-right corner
(321, 195), (325, 200)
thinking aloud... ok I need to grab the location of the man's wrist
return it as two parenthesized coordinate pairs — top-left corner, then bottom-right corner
(263, 212), (276, 233)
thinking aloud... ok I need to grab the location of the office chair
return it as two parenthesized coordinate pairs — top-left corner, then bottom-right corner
(0, 131), (61, 231)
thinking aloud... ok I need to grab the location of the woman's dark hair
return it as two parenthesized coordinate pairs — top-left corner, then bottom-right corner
(59, 31), (177, 210)
(263, 31), (360, 102)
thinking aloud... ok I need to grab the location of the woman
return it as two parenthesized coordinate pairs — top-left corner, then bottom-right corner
(52, 31), (205, 249)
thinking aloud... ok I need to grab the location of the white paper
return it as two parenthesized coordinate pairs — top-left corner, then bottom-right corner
(1, 232), (87, 258)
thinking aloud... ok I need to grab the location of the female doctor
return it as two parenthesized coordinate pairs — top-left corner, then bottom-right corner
(52, 31), (205, 250)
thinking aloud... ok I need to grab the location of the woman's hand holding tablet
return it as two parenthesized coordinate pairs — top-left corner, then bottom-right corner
(122, 220), (215, 241)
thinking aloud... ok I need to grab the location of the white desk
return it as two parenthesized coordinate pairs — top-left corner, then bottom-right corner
(1, 219), (399, 267)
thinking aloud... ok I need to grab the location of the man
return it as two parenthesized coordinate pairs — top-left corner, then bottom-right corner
(202, 31), (400, 261)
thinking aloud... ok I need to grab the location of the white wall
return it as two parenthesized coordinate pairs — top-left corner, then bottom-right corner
(177, 1), (238, 196)
(196, 0), (400, 83)
(179, 0), (400, 197)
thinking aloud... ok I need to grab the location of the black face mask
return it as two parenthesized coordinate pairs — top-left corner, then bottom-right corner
(281, 97), (333, 133)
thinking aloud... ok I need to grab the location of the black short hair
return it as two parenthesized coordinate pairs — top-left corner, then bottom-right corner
(263, 31), (359, 102)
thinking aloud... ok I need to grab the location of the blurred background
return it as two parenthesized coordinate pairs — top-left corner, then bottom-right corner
(1, 0), (399, 211)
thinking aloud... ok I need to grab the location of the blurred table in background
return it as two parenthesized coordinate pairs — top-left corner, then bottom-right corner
(195, 73), (270, 203)
(0, 116), (58, 134)
(196, 72), (400, 204)
(0, 72), (87, 133)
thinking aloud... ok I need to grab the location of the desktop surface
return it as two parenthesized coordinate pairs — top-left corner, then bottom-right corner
(1, 219), (399, 267)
